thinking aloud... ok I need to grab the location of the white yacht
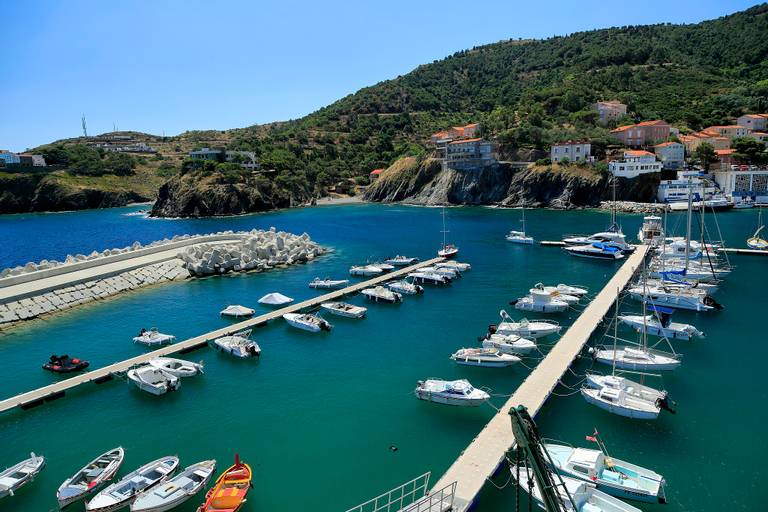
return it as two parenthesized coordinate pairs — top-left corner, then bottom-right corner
(418, 265), (458, 279)
(57, 447), (124, 508)
(482, 333), (537, 355)
(408, 271), (449, 285)
(637, 215), (664, 246)
(591, 346), (681, 371)
(436, 261), (471, 272)
(0, 453), (45, 500)
(565, 243), (624, 260)
(450, 347), (520, 367)
(361, 286), (403, 303)
(386, 280), (424, 295)
(532, 283), (579, 304)
(86, 456), (179, 512)
(349, 265), (384, 276)
(213, 330), (260, 358)
(131, 459), (216, 512)
(384, 255), (419, 266)
(308, 277), (350, 290)
(492, 311), (561, 339)
(544, 443), (667, 504)
(563, 231), (632, 253)
(147, 357), (204, 378)
(133, 328), (175, 347)
(628, 283), (721, 312)
(320, 302), (367, 318)
(582, 374), (672, 420)
(506, 207), (534, 244)
(514, 288), (569, 313)
(127, 366), (181, 396)
(619, 310), (703, 341)
(219, 305), (255, 318)
(414, 379), (489, 406)
(371, 262), (395, 271)
(283, 313), (332, 332)
(437, 208), (459, 258)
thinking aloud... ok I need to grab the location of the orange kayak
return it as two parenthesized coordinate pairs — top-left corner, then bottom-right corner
(197, 455), (252, 512)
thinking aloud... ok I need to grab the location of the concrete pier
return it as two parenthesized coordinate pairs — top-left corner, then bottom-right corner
(0, 257), (444, 415)
(430, 245), (649, 511)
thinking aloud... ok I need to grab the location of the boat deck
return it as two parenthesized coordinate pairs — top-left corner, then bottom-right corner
(430, 245), (650, 511)
(0, 257), (443, 415)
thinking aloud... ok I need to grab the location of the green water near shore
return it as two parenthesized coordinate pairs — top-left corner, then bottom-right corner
(0, 204), (764, 511)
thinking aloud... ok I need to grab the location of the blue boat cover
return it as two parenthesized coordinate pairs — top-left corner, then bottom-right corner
(649, 305), (675, 315)
(591, 242), (620, 252)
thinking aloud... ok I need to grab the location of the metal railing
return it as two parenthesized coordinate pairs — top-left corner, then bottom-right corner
(345, 472), (455, 512)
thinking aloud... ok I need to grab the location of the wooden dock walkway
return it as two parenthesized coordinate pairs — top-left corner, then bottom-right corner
(0, 257), (444, 415)
(430, 246), (649, 511)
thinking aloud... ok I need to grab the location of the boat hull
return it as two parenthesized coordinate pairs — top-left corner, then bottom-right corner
(581, 388), (660, 420)
(414, 390), (486, 407)
(593, 350), (681, 371)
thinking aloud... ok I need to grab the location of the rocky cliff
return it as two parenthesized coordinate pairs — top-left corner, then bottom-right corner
(364, 156), (659, 208)
(150, 172), (312, 218)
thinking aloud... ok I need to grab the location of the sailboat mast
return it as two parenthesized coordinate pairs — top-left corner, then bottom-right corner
(612, 288), (619, 375)
(685, 174), (694, 271)
(441, 208), (448, 249)
(521, 207), (526, 235)
(610, 176), (618, 231)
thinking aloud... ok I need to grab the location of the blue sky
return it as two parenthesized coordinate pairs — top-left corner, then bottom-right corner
(1, 0), (761, 152)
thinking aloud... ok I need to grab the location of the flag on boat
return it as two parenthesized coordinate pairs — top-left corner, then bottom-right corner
(585, 429), (599, 442)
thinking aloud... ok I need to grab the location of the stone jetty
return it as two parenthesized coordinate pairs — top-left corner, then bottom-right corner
(599, 200), (669, 214)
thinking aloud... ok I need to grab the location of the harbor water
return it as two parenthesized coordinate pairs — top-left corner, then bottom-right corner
(0, 204), (763, 511)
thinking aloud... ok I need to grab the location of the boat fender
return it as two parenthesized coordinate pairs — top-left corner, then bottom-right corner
(586, 347), (596, 358)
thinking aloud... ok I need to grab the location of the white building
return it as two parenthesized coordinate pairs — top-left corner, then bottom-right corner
(608, 150), (662, 178)
(657, 175), (718, 203)
(712, 167), (768, 203)
(550, 141), (592, 163)
(593, 101), (627, 125)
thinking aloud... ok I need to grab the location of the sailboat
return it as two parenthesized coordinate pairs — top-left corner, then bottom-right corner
(506, 207), (534, 244)
(747, 208), (768, 250)
(437, 208), (459, 258)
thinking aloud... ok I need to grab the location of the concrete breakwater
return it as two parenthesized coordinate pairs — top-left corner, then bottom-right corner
(599, 200), (669, 214)
(0, 229), (325, 327)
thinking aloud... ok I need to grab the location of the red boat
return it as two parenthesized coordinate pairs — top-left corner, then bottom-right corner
(42, 354), (90, 373)
(197, 455), (252, 512)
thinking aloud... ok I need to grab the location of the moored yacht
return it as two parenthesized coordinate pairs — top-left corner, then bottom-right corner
(482, 333), (537, 355)
(490, 311), (561, 339)
(513, 288), (569, 313)
(386, 279), (424, 295)
(133, 328), (176, 347)
(414, 379), (489, 406)
(590, 346), (681, 371)
(147, 357), (204, 378)
(308, 277), (350, 289)
(384, 255), (419, 266)
(349, 265), (384, 277)
(637, 215), (664, 246)
(628, 283), (722, 311)
(619, 309), (704, 340)
(450, 347), (520, 367)
(563, 231), (632, 253)
(127, 366), (181, 396)
(213, 330), (261, 358)
(565, 243), (624, 261)
(408, 271), (449, 285)
(320, 301), (367, 318)
(581, 374), (674, 420)
(282, 313), (332, 332)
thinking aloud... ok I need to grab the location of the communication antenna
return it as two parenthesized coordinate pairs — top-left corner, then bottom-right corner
(81, 115), (88, 138)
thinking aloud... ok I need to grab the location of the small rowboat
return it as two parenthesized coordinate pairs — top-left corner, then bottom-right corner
(132, 459), (216, 512)
(57, 447), (124, 509)
(0, 453), (45, 500)
(197, 455), (251, 512)
(320, 302), (367, 319)
(43, 354), (90, 373)
(86, 456), (179, 512)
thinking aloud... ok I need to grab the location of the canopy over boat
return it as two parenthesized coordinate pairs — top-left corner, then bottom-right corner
(220, 305), (255, 317)
(258, 293), (293, 306)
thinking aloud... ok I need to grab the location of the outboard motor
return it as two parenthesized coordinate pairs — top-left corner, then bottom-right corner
(320, 321), (332, 332)
(488, 324), (498, 335)
(656, 392), (677, 414)
(703, 295), (724, 310)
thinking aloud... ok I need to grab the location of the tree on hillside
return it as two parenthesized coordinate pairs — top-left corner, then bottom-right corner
(732, 137), (767, 165)
(692, 142), (717, 171)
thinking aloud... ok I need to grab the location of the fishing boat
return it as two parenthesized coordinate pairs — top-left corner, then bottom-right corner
(42, 354), (90, 373)
(308, 277), (349, 290)
(436, 261), (471, 272)
(386, 279), (424, 295)
(407, 271), (449, 285)
(320, 302), (367, 319)
(384, 255), (419, 266)
(490, 311), (561, 338)
(748, 208), (768, 250)
(148, 358), (204, 377)
(510, 464), (641, 512)
(637, 215), (664, 246)
(197, 455), (251, 512)
(258, 292), (293, 306)
(219, 305), (255, 318)
(581, 374), (674, 420)
(450, 347), (520, 367)
(361, 286), (403, 303)
(506, 207), (534, 244)
(57, 447), (125, 508)
(513, 288), (569, 313)
(481, 333), (537, 355)
(127, 366), (181, 396)
(565, 243), (624, 261)
(349, 265), (384, 276)
(86, 456), (179, 512)
(282, 313), (332, 332)
(131, 459), (216, 512)
(0, 453), (45, 500)
(212, 330), (260, 358)
(545, 439), (667, 504)
(619, 308), (704, 340)
(414, 379), (489, 407)
(437, 208), (459, 258)
(133, 328), (176, 347)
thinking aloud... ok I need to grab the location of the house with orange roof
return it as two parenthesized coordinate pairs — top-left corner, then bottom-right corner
(593, 101), (627, 125)
(610, 120), (671, 146)
(679, 132), (730, 153)
(430, 123), (481, 147)
(701, 125), (749, 139)
(369, 168), (385, 181)
(737, 113), (768, 132)
(748, 131), (768, 146)
(653, 141), (684, 170)
(608, 149), (662, 178)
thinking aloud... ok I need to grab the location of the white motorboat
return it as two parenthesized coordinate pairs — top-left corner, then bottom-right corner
(308, 277), (349, 290)
(86, 456), (179, 512)
(320, 302), (367, 319)
(581, 374), (672, 420)
(513, 288), (569, 313)
(384, 255), (419, 266)
(133, 328), (175, 347)
(545, 442), (667, 504)
(619, 311), (703, 341)
(628, 283), (721, 312)
(565, 243), (624, 260)
(482, 333), (537, 355)
(732, 196), (754, 209)
(370, 262), (395, 271)
(492, 310), (561, 338)
(418, 265), (458, 279)
(435, 260), (471, 272)
(407, 271), (449, 285)
(510, 464), (641, 512)
(213, 330), (261, 358)
(645, 276), (718, 294)
(547, 283), (588, 296)
(349, 265), (384, 276)
(414, 379), (488, 406)
(361, 286), (403, 303)
(0, 453), (45, 500)
(591, 346), (681, 371)
(127, 366), (181, 396)
(258, 292), (294, 306)
(637, 215), (664, 246)
(148, 357), (204, 378)
(386, 280), (424, 295)
(283, 313), (332, 332)
(450, 347), (520, 367)
(437, 208), (459, 258)
(130, 459), (216, 512)
(532, 283), (579, 304)
(219, 305), (255, 318)
(57, 447), (125, 508)
(563, 231), (632, 253)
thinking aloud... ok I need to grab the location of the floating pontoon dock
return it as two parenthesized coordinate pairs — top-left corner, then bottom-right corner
(0, 257), (444, 415)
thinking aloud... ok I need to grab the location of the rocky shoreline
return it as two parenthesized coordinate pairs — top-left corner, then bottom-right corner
(598, 201), (669, 214)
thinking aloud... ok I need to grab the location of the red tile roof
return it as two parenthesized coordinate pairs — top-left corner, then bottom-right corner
(448, 138), (483, 145)
(370, 169), (384, 175)
(654, 141), (681, 148)
(625, 150), (655, 157)
(715, 149), (735, 155)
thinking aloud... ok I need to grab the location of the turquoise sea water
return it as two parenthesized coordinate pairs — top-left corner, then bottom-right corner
(0, 204), (764, 511)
